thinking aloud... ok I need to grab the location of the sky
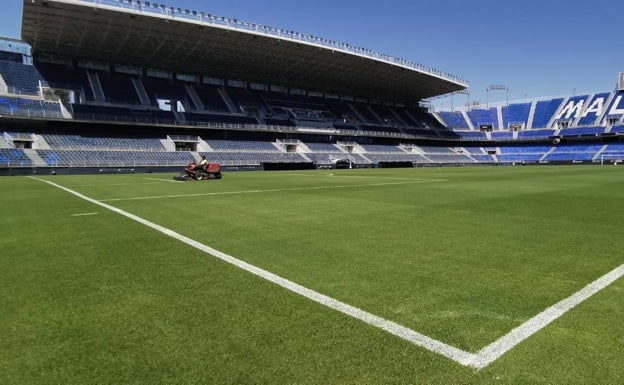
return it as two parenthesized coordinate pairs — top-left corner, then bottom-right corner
(2, 0), (623, 109)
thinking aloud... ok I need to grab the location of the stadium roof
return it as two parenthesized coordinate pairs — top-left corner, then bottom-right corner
(21, 0), (468, 103)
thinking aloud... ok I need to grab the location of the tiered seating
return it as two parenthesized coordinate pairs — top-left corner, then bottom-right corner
(226, 88), (264, 113)
(517, 129), (555, 140)
(501, 102), (531, 129)
(359, 125), (403, 135)
(142, 77), (194, 109)
(203, 151), (306, 165)
(531, 98), (563, 128)
(71, 104), (176, 124)
(610, 125), (624, 134)
(42, 134), (166, 151)
(0, 148), (32, 166)
(0, 96), (62, 118)
(304, 142), (342, 152)
(193, 84), (230, 112)
(544, 144), (602, 162)
(497, 145), (552, 163)
(350, 103), (381, 124)
(393, 108), (420, 126)
(466, 108), (498, 129)
(361, 144), (404, 153)
(464, 147), (492, 162)
(416, 146), (474, 163)
(204, 140), (310, 165)
(206, 140), (279, 152)
(600, 143), (624, 160)
(325, 99), (358, 124)
(35, 62), (94, 101)
(363, 152), (429, 164)
(438, 111), (469, 129)
(559, 126), (605, 137)
(457, 131), (487, 140)
(98, 71), (141, 104)
(37, 149), (193, 167)
(543, 144), (603, 162)
(490, 131), (513, 140)
(370, 105), (404, 127)
(184, 112), (259, 125)
(302, 142), (347, 164)
(577, 93), (610, 126)
(0, 60), (45, 95)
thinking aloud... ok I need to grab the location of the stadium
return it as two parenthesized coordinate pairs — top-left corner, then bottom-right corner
(1, 0), (623, 384)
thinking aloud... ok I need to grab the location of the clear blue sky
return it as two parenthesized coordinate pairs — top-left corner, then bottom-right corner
(2, 0), (623, 109)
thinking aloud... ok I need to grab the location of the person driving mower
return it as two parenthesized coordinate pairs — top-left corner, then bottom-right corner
(195, 155), (208, 171)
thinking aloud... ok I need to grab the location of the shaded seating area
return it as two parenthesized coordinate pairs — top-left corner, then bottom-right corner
(41, 134), (167, 151)
(0, 96), (62, 118)
(0, 148), (32, 166)
(37, 149), (194, 167)
(0, 59), (46, 95)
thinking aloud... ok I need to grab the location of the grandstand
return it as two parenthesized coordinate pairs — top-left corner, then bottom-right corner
(1, 0), (624, 174)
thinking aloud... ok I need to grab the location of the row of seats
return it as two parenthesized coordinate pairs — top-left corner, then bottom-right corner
(5, 141), (624, 167)
(439, 92), (624, 132)
(0, 96), (62, 118)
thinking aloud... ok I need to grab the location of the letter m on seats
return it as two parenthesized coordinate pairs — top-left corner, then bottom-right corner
(556, 99), (585, 119)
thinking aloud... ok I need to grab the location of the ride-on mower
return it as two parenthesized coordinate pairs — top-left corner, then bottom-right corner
(174, 161), (222, 181)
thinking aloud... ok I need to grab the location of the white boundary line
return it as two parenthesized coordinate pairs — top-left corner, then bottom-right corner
(471, 263), (624, 369)
(29, 176), (624, 369)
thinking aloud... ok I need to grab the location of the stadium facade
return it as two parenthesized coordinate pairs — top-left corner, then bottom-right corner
(2, 0), (624, 175)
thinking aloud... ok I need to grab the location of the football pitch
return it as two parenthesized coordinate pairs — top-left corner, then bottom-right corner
(1, 165), (623, 384)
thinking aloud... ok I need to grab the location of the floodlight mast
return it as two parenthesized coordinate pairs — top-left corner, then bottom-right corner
(486, 84), (509, 109)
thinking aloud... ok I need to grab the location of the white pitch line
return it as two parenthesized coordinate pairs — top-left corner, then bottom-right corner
(99, 179), (447, 202)
(71, 212), (99, 217)
(470, 263), (624, 369)
(27, 176), (624, 369)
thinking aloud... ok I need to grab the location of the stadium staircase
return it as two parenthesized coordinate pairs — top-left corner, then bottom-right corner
(497, 106), (504, 130)
(592, 145), (609, 161)
(527, 100), (537, 129)
(540, 146), (557, 162)
(461, 110), (474, 130)
(23, 148), (46, 167)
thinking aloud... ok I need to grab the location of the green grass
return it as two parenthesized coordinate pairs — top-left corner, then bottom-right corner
(1, 166), (623, 384)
